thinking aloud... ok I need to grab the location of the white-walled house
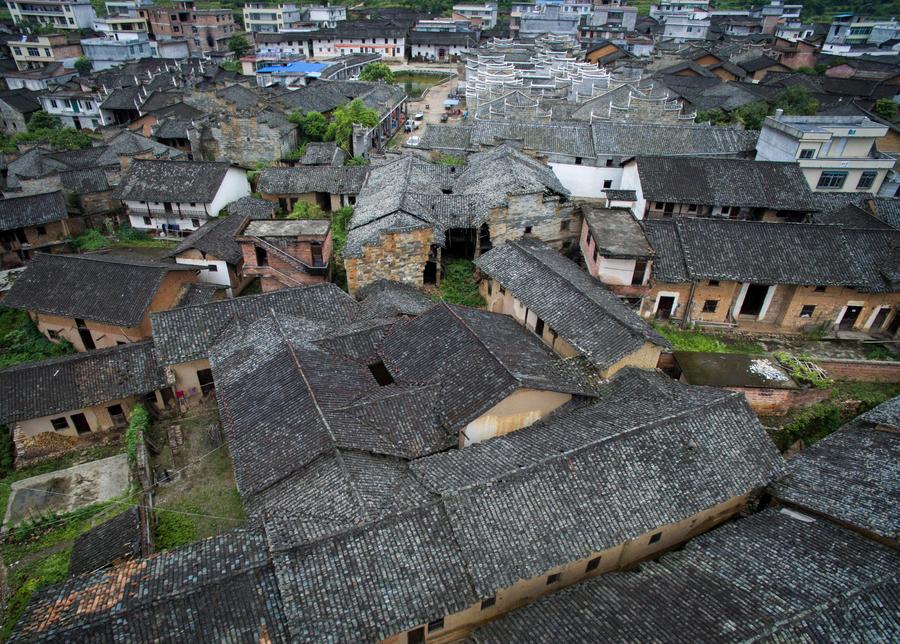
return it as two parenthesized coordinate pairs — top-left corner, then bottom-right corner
(114, 160), (250, 236)
(39, 85), (104, 130)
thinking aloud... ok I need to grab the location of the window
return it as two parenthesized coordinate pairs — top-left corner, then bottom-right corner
(575, 156), (582, 165)
(524, 225), (533, 234)
(47, 329), (60, 339)
(35, 225), (46, 235)
(799, 304), (816, 318)
(702, 299), (718, 313)
(817, 171), (847, 189)
(687, 204), (697, 212)
(255, 246), (268, 266)
(603, 180), (612, 189)
(708, 280), (720, 286)
(27, 47), (39, 57)
(51, 417), (69, 431)
(605, 159), (613, 167)
(814, 285), (827, 293)
(12, 47), (20, 55)
(143, 216), (152, 226)
(560, 220), (569, 232)
(368, 360), (394, 386)
(799, 148), (815, 159)
(207, 264), (218, 272)
(649, 532), (662, 544)
(585, 556), (602, 572)
(534, 318), (544, 337)
(427, 618), (444, 633)
(189, 202), (196, 207)
(857, 171), (877, 189)
(546, 573), (561, 585)
(191, 218), (200, 227)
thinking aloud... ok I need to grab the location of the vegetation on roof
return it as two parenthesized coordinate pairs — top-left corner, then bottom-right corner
(653, 323), (764, 354)
(0, 308), (74, 369)
(696, 87), (819, 130)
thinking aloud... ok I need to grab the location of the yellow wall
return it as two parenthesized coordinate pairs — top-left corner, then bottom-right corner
(18, 396), (138, 438)
(461, 388), (572, 446)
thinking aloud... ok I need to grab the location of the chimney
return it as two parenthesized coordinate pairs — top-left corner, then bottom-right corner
(774, 108), (784, 119)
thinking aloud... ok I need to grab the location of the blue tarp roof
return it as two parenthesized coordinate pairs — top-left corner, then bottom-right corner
(257, 61), (330, 75)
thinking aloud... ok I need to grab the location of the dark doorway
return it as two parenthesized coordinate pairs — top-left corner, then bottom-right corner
(75, 318), (96, 350)
(71, 412), (91, 435)
(739, 284), (769, 317)
(13, 229), (28, 245)
(656, 296), (675, 320)
(444, 228), (476, 260)
(255, 246), (268, 266)
(315, 192), (331, 211)
(887, 311), (900, 337)
(631, 259), (647, 286)
(407, 627), (425, 644)
(310, 241), (324, 267)
(197, 368), (215, 395)
(870, 307), (890, 332)
(106, 404), (127, 427)
(839, 305), (862, 330)
(478, 223), (492, 255)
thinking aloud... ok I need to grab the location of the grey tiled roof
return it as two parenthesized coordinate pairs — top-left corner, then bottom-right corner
(150, 284), (359, 365)
(257, 166), (369, 195)
(356, 280), (433, 319)
(298, 141), (345, 166)
(591, 122), (758, 157)
(58, 168), (110, 193)
(0, 191), (67, 232)
(475, 238), (666, 370)
(113, 159), (232, 203)
(170, 212), (248, 265)
(415, 124), (474, 152)
(3, 253), (196, 327)
(0, 342), (166, 425)
(471, 121), (595, 158)
(346, 145), (567, 258)
(11, 531), (290, 643)
(872, 197), (900, 230)
(474, 509), (900, 644)
(226, 195), (275, 220)
(69, 507), (144, 577)
(644, 218), (900, 292)
(635, 156), (813, 210)
(769, 397), (900, 541)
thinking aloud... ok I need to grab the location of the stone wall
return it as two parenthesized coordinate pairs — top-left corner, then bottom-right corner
(189, 117), (297, 167)
(345, 227), (433, 295)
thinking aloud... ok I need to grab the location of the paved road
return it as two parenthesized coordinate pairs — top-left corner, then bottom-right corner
(397, 73), (467, 146)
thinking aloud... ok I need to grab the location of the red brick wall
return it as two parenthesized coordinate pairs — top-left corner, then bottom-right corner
(816, 359), (900, 383)
(726, 386), (831, 416)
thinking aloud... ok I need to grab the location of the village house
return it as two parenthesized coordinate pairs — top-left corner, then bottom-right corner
(769, 396), (899, 548)
(2, 253), (198, 351)
(10, 366), (787, 642)
(344, 145), (578, 294)
(38, 83), (104, 131)
(476, 237), (667, 377)
(580, 205), (653, 299)
(137, 0), (237, 55)
(9, 33), (82, 71)
(234, 218), (332, 291)
(7, 0), (96, 29)
(0, 89), (41, 134)
(755, 112), (895, 194)
(149, 284), (358, 406)
(0, 342), (167, 466)
(640, 218), (900, 336)
(474, 507), (899, 643)
(0, 191), (74, 269)
(621, 155), (815, 221)
(2, 62), (78, 91)
(257, 165), (368, 214)
(169, 196), (274, 297)
(114, 159), (250, 236)
(294, 141), (346, 167)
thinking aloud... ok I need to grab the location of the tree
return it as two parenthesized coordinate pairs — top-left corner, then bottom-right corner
(26, 111), (61, 132)
(47, 127), (93, 150)
(289, 110), (328, 142)
(358, 62), (395, 84)
(732, 101), (770, 130)
(219, 60), (242, 73)
(74, 55), (92, 75)
(695, 108), (732, 126)
(286, 201), (325, 220)
(872, 98), (897, 122)
(774, 86), (818, 116)
(228, 34), (250, 58)
(325, 99), (380, 150)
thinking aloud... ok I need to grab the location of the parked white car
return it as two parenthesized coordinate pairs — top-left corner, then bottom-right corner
(407, 136), (421, 146)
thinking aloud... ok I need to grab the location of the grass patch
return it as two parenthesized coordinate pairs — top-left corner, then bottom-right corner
(152, 411), (244, 551)
(70, 229), (111, 251)
(653, 323), (765, 354)
(866, 345), (900, 362)
(114, 223), (177, 249)
(0, 308), (75, 369)
(431, 259), (485, 308)
(1, 549), (69, 641)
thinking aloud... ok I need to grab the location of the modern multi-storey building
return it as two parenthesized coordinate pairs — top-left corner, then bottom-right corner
(138, 0), (237, 55)
(824, 14), (900, 54)
(93, 14), (149, 38)
(756, 112), (894, 194)
(80, 33), (153, 70)
(9, 33), (82, 70)
(242, 3), (303, 34)
(6, 0), (96, 29)
(304, 4), (346, 28)
(452, 3), (498, 30)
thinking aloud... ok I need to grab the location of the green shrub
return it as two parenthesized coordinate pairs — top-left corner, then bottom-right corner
(154, 509), (198, 550)
(774, 352), (833, 388)
(286, 201), (325, 220)
(866, 345), (899, 362)
(344, 155), (368, 166)
(775, 402), (843, 451)
(125, 404), (150, 465)
(71, 229), (111, 251)
(438, 154), (466, 166)
(653, 324), (764, 354)
(432, 259), (485, 307)
(117, 222), (150, 242)
(0, 307), (74, 368)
